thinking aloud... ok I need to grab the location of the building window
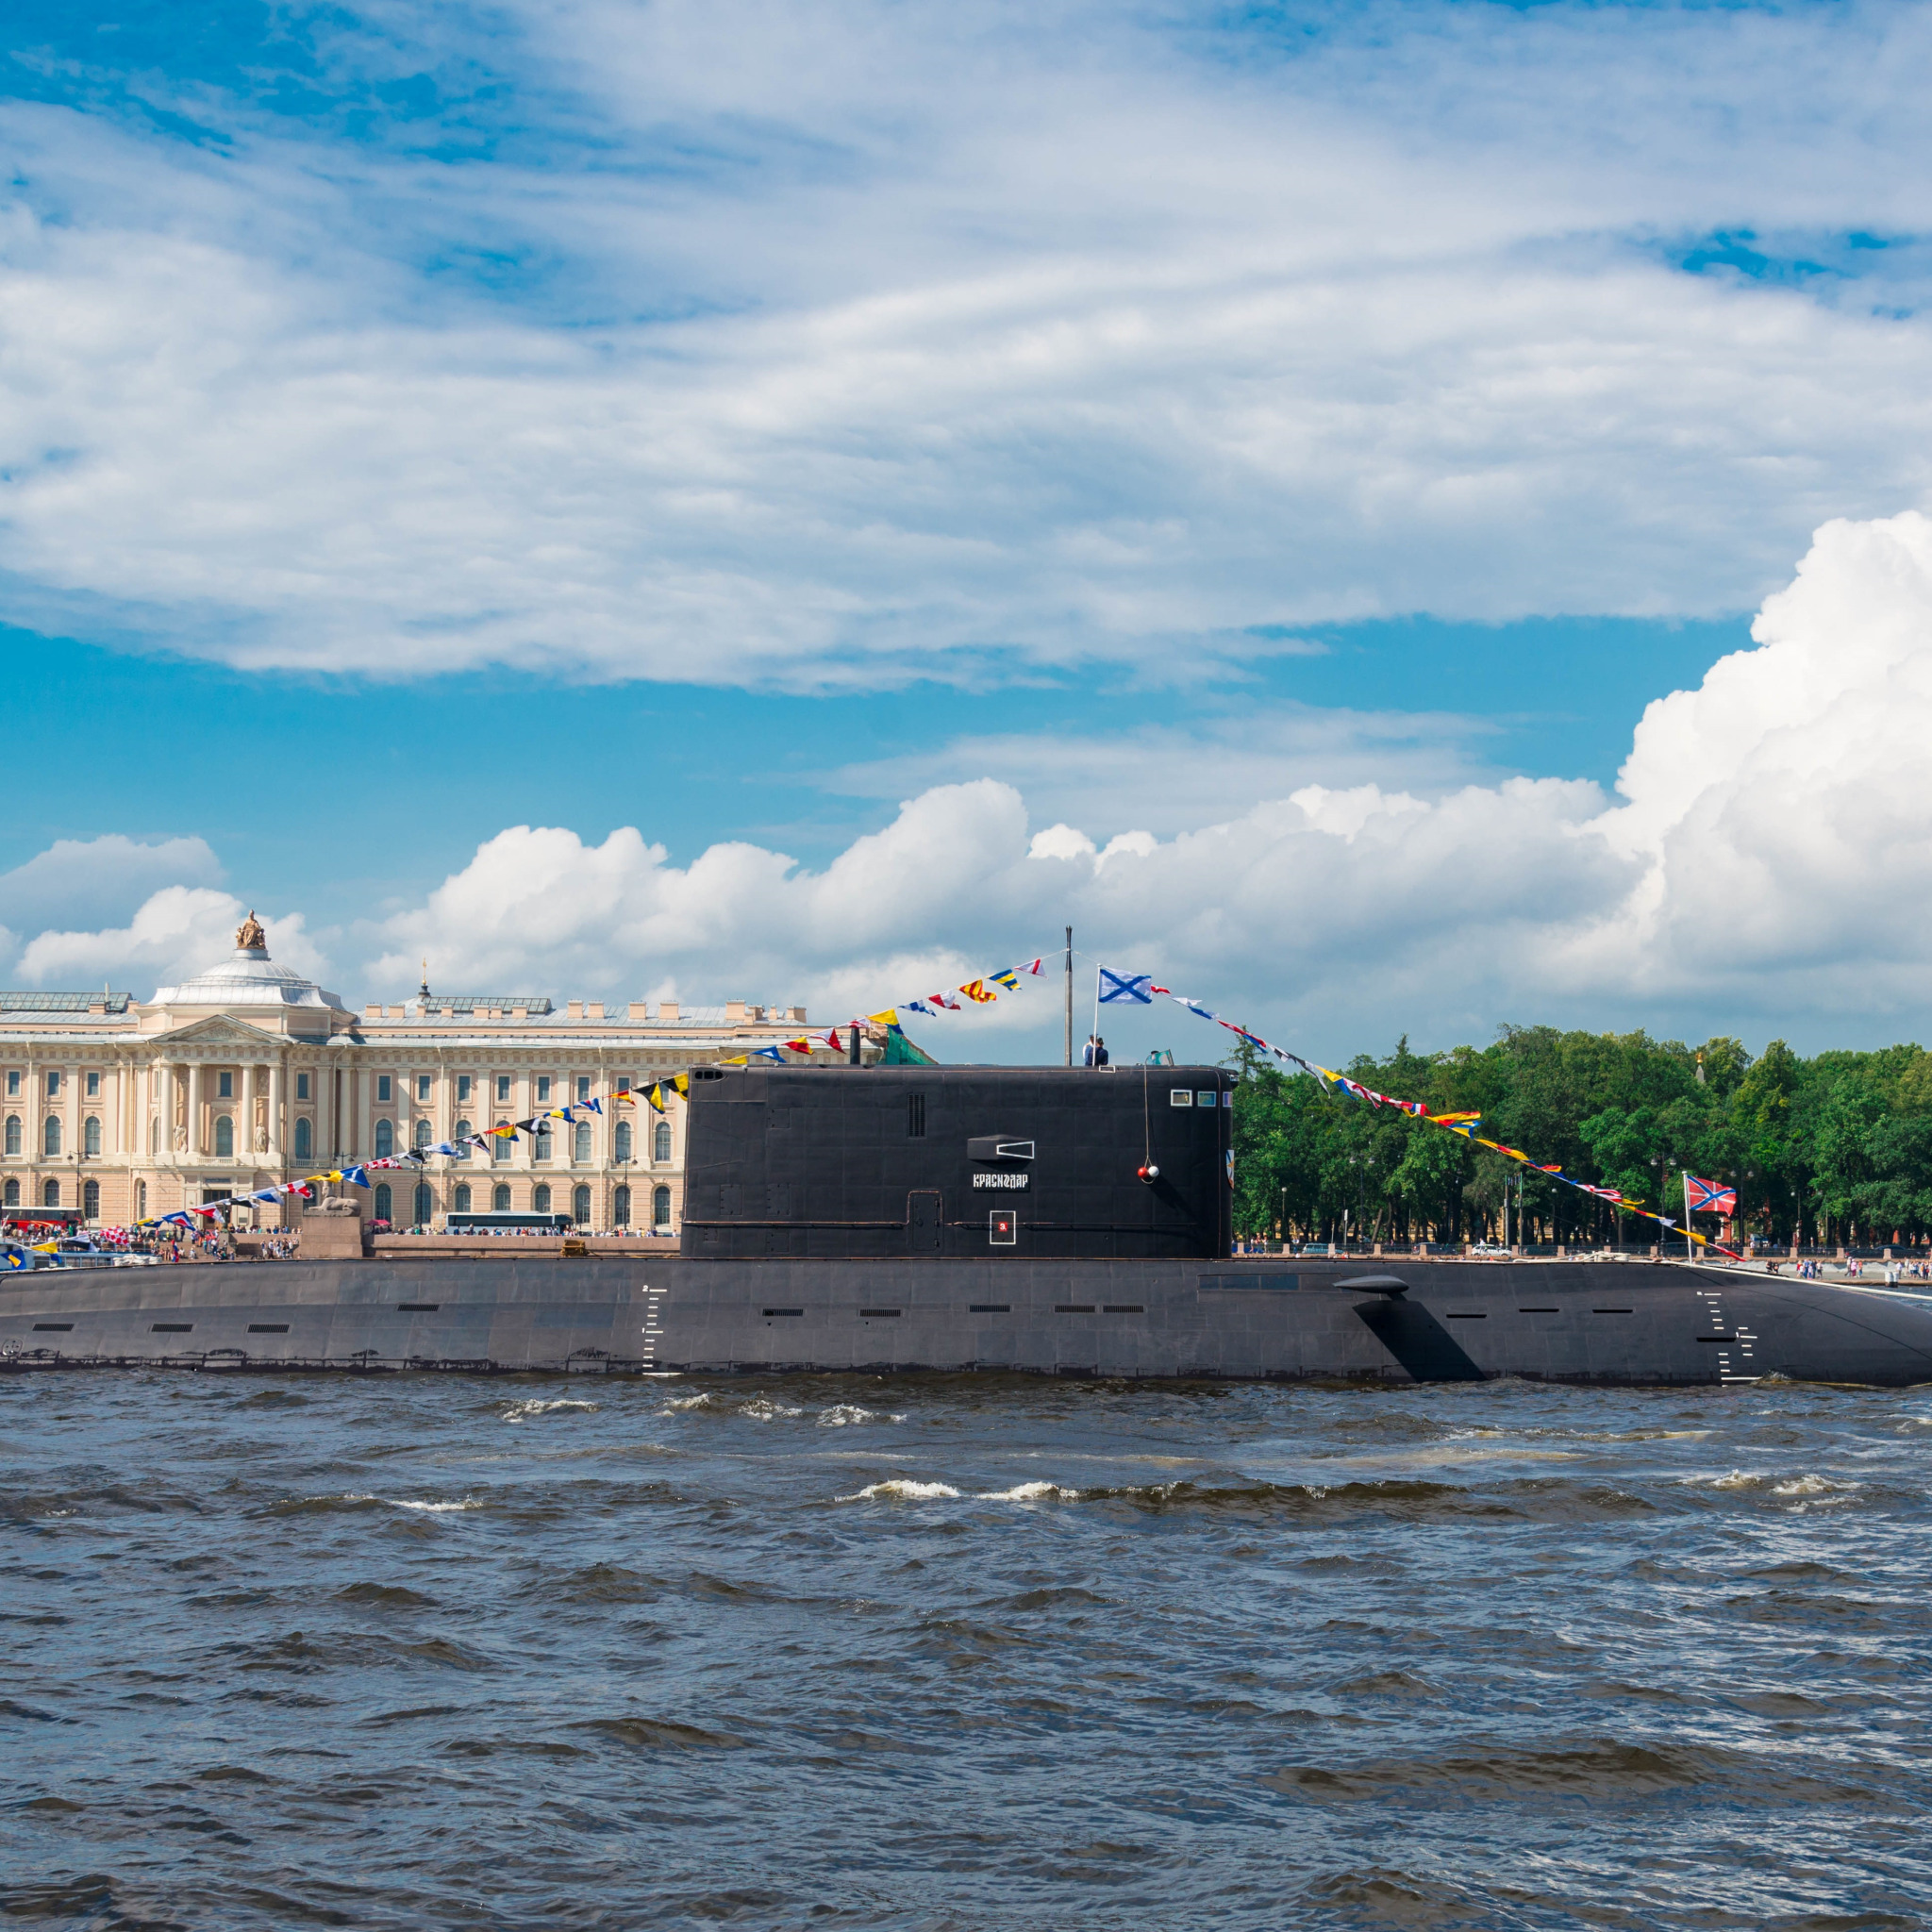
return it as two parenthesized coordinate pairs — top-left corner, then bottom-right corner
(416, 1074), (431, 1102)
(573, 1184), (591, 1225)
(570, 1121), (591, 1163)
(4, 1072), (16, 1097)
(83, 1115), (102, 1158)
(293, 1117), (313, 1160)
(375, 1120), (394, 1158)
(533, 1183), (551, 1212)
(374, 1183), (392, 1224)
(654, 1120), (672, 1163)
(214, 1114), (234, 1158)
(46, 1071), (60, 1097)
(42, 1179), (59, 1208)
(454, 1119), (472, 1159)
(218, 1071), (233, 1099)
(86, 1071), (100, 1098)
(83, 1179), (100, 1222)
(414, 1118), (433, 1151)
(136, 1180), (145, 1218)
(614, 1120), (632, 1162)
(3, 1179), (15, 1207)
(377, 1074), (391, 1103)
(296, 1072), (311, 1100)
(537, 1075), (551, 1103)
(458, 1074), (472, 1102)
(492, 1123), (509, 1164)
(576, 1076), (591, 1103)
(653, 1185), (672, 1229)
(496, 1074), (511, 1102)
(612, 1184), (631, 1226)
(3, 1116), (17, 1157)
(454, 1182), (472, 1213)
(493, 1182), (512, 1211)
(616, 1075), (631, 1096)
(533, 1124), (553, 1162)
(413, 1181), (433, 1225)
(43, 1116), (60, 1157)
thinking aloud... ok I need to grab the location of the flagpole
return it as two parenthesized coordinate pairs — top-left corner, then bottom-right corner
(1091, 965), (1101, 1061)
(1063, 926), (1073, 1068)
(1682, 1168), (1694, 1261)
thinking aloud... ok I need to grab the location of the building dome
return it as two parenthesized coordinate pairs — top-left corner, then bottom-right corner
(150, 912), (349, 1012)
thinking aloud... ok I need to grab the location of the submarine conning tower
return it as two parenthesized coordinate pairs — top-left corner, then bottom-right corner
(679, 1063), (1234, 1261)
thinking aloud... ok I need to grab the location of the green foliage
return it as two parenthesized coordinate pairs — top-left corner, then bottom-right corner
(1228, 1027), (1932, 1248)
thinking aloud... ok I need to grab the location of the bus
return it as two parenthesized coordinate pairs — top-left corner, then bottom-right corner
(438, 1210), (575, 1236)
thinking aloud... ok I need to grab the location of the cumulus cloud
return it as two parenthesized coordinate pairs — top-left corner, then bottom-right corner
(17, 888), (332, 995)
(13, 514), (1932, 1054)
(347, 512), (1932, 1050)
(0, 834), (222, 941)
(3, 3), (1932, 685)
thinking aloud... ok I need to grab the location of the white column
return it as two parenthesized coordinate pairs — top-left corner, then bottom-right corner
(269, 1060), (284, 1158)
(187, 1062), (203, 1157)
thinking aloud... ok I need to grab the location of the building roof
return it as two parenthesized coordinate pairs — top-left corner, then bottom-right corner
(152, 937), (348, 1012)
(0, 991), (130, 1013)
(413, 995), (554, 1015)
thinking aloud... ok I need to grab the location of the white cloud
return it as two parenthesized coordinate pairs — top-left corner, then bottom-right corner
(12, 513), (1932, 1053)
(16, 888), (332, 995)
(0, 835), (222, 940)
(2, 5), (1932, 684)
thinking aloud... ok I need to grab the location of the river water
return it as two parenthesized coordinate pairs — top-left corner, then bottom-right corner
(3, 1372), (1928, 1929)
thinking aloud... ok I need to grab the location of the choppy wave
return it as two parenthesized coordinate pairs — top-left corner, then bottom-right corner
(499, 1397), (599, 1423)
(665, 1392), (804, 1420)
(345, 1491), (483, 1513)
(9, 1373), (1932, 1927)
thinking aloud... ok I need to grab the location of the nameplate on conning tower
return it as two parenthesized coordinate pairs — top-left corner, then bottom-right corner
(972, 1173), (1030, 1190)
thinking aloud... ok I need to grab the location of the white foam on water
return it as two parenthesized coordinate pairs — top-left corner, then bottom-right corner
(343, 1492), (484, 1513)
(975, 1481), (1080, 1501)
(665, 1392), (802, 1420)
(1772, 1474), (1852, 1498)
(817, 1404), (908, 1427)
(841, 1479), (962, 1500)
(500, 1398), (599, 1423)
(742, 1396), (805, 1421)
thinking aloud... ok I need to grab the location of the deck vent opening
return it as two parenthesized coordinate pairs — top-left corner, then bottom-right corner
(1592, 1307), (1634, 1315)
(1055, 1304), (1096, 1314)
(32, 1323), (73, 1332)
(396, 1303), (440, 1312)
(1518, 1307), (1558, 1313)
(247, 1324), (291, 1334)
(1444, 1312), (1488, 1320)
(1104, 1304), (1144, 1314)
(762, 1307), (804, 1318)
(858, 1308), (902, 1319)
(969, 1304), (1010, 1313)
(151, 1323), (192, 1333)
(907, 1093), (925, 1139)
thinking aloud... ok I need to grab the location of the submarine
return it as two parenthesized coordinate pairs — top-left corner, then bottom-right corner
(6, 1061), (1932, 1387)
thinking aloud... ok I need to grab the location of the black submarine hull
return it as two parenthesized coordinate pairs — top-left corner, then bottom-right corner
(7, 1256), (1932, 1387)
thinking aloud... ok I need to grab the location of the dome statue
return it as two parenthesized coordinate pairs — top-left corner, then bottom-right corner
(151, 913), (348, 1014)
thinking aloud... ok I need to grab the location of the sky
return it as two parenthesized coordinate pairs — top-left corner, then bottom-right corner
(4, 0), (1932, 1069)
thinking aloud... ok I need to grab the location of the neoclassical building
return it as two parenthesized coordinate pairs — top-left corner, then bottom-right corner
(0, 915), (870, 1233)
